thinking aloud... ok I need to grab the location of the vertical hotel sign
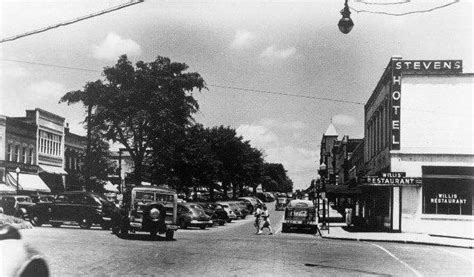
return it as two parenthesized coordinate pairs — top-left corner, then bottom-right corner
(389, 59), (462, 150)
(390, 59), (402, 150)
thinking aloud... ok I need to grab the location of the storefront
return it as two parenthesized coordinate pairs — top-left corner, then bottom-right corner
(362, 57), (473, 238)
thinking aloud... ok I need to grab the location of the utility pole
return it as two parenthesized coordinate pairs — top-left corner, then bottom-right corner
(84, 103), (92, 191)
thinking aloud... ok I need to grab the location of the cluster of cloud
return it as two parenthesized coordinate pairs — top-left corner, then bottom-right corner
(93, 32), (142, 61)
(236, 118), (318, 189)
(28, 81), (66, 99)
(332, 114), (357, 126)
(230, 30), (296, 62)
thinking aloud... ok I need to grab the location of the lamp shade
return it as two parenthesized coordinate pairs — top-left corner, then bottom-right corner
(338, 17), (354, 34)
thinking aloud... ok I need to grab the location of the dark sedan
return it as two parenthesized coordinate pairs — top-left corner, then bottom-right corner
(29, 191), (117, 229)
(177, 203), (213, 229)
(195, 202), (228, 226)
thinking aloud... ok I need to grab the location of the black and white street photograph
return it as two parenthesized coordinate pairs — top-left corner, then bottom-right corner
(0, 0), (473, 276)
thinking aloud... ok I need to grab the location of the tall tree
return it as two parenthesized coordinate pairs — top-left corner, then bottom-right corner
(60, 55), (206, 187)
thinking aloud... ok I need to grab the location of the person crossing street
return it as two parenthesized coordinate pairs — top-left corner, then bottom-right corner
(258, 206), (273, 235)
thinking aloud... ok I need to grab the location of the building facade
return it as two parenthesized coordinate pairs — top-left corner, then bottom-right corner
(64, 124), (87, 191)
(362, 57), (473, 238)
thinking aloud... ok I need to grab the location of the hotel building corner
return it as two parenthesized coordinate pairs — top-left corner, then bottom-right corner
(362, 57), (473, 238)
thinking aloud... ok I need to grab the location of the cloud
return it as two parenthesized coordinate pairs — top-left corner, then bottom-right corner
(28, 81), (65, 98)
(260, 45), (296, 60)
(93, 32), (142, 61)
(3, 64), (29, 78)
(236, 124), (279, 148)
(332, 114), (357, 126)
(260, 118), (306, 130)
(230, 30), (255, 49)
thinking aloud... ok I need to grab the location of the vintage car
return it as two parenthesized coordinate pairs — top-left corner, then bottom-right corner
(195, 202), (228, 226)
(216, 202), (237, 223)
(111, 186), (179, 240)
(281, 200), (318, 233)
(28, 191), (117, 229)
(177, 203), (212, 229)
(0, 195), (35, 220)
(275, 197), (288, 211)
(0, 224), (49, 277)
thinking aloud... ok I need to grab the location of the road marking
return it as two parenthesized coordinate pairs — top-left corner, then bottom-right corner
(438, 248), (473, 264)
(370, 243), (423, 277)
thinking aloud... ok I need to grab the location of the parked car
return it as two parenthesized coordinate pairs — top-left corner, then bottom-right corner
(238, 197), (256, 213)
(282, 200), (318, 233)
(275, 197), (288, 211)
(0, 195), (35, 219)
(231, 201), (249, 219)
(177, 203), (212, 229)
(0, 224), (49, 277)
(216, 202), (237, 222)
(29, 191), (117, 230)
(111, 186), (179, 240)
(255, 192), (275, 203)
(195, 202), (228, 226)
(30, 194), (54, 204)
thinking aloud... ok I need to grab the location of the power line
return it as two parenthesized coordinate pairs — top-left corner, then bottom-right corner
(1, 58), (364, 105)
(350, 0), (459, 16)
(207, 84), (365, 105)
(0, 0), (144, 44)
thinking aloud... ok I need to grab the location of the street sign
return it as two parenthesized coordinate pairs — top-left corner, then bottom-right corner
(361, 176), (422, 186)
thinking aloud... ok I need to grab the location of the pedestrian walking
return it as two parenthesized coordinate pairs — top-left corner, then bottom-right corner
(258, 206), (273, 235)
(254, 204), (263, 234)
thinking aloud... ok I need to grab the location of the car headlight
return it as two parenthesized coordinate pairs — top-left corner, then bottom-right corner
(150, 208), (160, 219)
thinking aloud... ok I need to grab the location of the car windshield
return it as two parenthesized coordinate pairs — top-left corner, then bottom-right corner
(135, 192), (155, 202)
(16, 197), (31, 202)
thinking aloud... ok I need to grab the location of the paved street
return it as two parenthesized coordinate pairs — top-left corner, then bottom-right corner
(19, 203), (473, 276)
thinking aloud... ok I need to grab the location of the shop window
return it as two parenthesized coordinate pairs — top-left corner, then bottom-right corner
(422, 178), (472, 216)
(28, 148), (34, 164)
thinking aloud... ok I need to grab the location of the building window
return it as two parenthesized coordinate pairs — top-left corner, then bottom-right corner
(422, 166), (473, 216)
(13, 145), (20, 162)
(39, 130), (62, 157)
(7, 144), (12, 161)
(22, 147), (27, 163)
(28, 148), (34, 164)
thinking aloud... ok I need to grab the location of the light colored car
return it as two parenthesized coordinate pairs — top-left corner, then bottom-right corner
(0, 224), (49, 277)
(216, 202), (237, 222)
(282, 200), (318, 233)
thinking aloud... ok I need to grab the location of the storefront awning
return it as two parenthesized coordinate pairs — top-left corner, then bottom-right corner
(0, 182), (17, 194)
(6, 172), (51, 193)
(39, 165), (68, 175)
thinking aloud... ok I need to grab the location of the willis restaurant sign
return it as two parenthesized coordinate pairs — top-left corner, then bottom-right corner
(362, 172), (422, 187)
(389, 59), (463, 151)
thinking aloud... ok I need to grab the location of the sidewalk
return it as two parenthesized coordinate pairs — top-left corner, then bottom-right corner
(320, 223), (474, 249)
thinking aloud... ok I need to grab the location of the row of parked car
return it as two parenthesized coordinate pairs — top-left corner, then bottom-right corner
(0, 190), (270, 239)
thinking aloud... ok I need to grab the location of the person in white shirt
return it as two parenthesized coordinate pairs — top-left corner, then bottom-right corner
(254, 204), (263, 234)
(258, 206), (273, 235)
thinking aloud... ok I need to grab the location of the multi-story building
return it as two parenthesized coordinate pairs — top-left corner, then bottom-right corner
(361, 57), (473, 238)
(0, 108), (87, 194)
(319, 122), (339, 185)
(0, 114), (50, 193)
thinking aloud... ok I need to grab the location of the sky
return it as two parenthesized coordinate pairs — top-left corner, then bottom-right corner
(0, 0), (472, 190)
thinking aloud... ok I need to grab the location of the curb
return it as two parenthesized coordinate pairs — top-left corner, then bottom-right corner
(321, 235), (474, 249)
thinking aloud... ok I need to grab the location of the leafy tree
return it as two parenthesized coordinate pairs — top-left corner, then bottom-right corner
(60, 55), (206, 186)
(261, 163), (293, 193)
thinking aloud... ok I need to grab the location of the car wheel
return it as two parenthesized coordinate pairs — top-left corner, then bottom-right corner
(51, 222), (61, 228)
(30, 215), (43, 227)
(226, 219), (232, 223)
(241, 215), (247, 219)
(200, 225), (206, 230)
(150, 230), (158, 238)
(120, 226), (129, 238)
(281, 223), (289, 233)
(78, 218), (92, 229)
(218, 221), (225, 226)
(179, 219), (188, 229)
(112, 224), (120, 235)
(166, 230), (174, 240)
(101, 222), (111, 230)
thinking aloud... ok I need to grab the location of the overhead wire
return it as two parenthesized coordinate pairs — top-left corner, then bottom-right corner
(0, 58), (364, 106)
(349, 0), (459, 16)
(0, 0), (144, 44)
